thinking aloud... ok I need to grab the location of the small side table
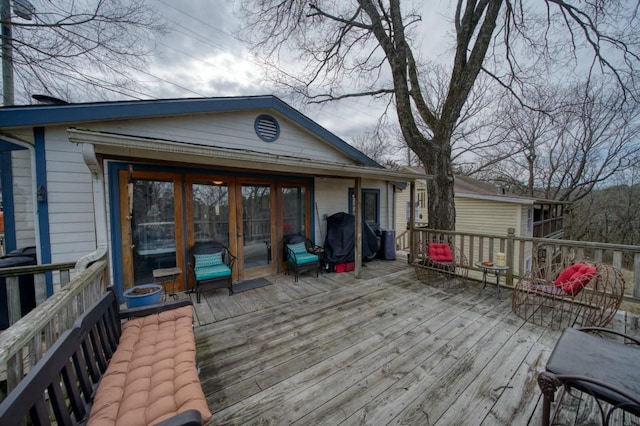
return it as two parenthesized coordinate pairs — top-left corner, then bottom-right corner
(153, 267), (182, 300)
(475, 262), (509, 297)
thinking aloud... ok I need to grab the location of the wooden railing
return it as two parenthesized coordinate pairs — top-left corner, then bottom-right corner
(0, 257), (108, 399)
(409, 227), (640, 301)
(1, 261), (76, 326)
(533, 217), (564, 238)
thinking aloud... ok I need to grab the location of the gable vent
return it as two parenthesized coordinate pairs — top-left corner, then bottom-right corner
(254, 114), (280, 142)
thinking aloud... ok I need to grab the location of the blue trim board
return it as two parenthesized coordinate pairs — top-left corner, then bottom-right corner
(107, 164), (126, 304)
(0, 139), (27, 152)
(1, 152), (16, 252)
(34, 128), (53, 295)
(0, 95), (381, 168)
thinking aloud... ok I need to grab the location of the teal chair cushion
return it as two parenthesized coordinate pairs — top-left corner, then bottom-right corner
(289, 251), (319, 265)
(287, 242), (308, 255)
(195, 264), (231, 281)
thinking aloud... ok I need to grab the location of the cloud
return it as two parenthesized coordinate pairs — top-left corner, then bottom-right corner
(143, 1), (454, 142)
(146, 51), (265, 98)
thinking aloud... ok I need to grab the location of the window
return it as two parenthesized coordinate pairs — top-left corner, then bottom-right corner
(349, 188), (380, 227)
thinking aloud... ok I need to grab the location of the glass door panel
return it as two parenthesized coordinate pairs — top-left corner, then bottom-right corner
(191, 182), (230, 247)
(241, 183), (273, 274)
(131, 179), (176, 285)
(282, 186), (307, 237)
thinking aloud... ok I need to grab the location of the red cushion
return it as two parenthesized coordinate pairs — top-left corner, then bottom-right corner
(428, 243), (454, 262)
(553, 263), (597, 296)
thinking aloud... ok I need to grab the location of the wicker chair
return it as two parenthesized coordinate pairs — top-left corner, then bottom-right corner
(512, 262), (624, 330)
(413, 242), (469, 284)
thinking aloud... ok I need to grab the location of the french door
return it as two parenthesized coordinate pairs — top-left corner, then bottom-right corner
(120, 170), (310, 290)
(237, 179), (276, 279)
(119, 170), (185, 292)
(185, 176), (276, 282)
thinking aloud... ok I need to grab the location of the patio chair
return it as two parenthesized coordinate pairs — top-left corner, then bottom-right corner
(538, 327), (640, 425)
(189, 241), (236, 302)
(284, 234), (322, 282)
(512, 262), (624, 330)
(413, 241), (469, 284)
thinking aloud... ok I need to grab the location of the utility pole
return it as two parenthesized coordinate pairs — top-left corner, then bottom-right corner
(1, 0), (14, 106)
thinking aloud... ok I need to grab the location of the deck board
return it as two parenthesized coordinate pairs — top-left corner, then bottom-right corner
(192, 258), (640, 425)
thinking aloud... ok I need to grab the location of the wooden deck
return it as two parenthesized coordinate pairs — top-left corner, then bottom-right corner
(189, 256), (640, 425)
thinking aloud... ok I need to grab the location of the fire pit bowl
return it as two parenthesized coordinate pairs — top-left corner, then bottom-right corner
(123, 283), (162, 308)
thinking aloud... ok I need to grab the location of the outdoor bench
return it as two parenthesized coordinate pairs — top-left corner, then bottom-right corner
(0, 287), (212, 426)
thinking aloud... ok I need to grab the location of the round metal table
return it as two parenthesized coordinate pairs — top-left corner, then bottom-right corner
(475, 262), (509, 296)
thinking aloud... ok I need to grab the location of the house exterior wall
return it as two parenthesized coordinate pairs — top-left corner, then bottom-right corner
(12, 149), (36, 250)
(455, 198), (519, 237)
(395, 186), (409, 233)
(33, 121), (394, 269)
(394, 180), (428, 233)
(362, 179), (392, 230)
(455, 197), (534, 278)
(86, 110), (354, 165)
(45, 127), (97, 263)
(313, 178), (394, 244)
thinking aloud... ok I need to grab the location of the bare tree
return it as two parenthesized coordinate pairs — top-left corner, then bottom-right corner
(349, 131), (393, 165)
(566, 162), (640, 247)
(471, 80), (640, 204)
(4, 0), (165, 104)
(237, 1), (640, 230)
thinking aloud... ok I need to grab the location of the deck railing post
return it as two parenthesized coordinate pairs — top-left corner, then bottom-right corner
(408, 180), (416, 264)
(506, 227), (515, 287)
(634, 253), (640, 299)
(7, 276), (20, 324)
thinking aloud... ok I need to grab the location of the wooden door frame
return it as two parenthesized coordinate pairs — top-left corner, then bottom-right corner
(184, 174), (239, 286)
(236, 178), (277, 280)
(118, 169), (185, 291)
(276, 180), (313, 269)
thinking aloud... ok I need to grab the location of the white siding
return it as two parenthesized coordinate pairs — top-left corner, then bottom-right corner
(314, 178), (350, 243)
(12, 149), (35, 250)
(362, 179), (392, 230)
(45, 127), (96, 263)
(89, 111), (355, 165)
(313, 177), (393, 243)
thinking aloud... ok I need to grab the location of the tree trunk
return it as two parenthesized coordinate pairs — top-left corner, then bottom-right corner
(421, 135), (456, 231)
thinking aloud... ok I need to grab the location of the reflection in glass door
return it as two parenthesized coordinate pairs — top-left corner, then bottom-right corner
(241, 183), (272, 273)
(191, 182), (230, 247)
(282, 185), (307, 237)
(131, 179), (176, 285)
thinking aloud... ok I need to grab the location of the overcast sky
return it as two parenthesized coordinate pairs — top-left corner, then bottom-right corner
(144, 0), (452, 144)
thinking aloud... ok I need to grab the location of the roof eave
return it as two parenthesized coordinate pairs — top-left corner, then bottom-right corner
(67, 128), (424, 182)
(0, 95), (380, 168)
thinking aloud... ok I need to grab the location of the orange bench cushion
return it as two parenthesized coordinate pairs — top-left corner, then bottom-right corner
(88, 305), (212, 426)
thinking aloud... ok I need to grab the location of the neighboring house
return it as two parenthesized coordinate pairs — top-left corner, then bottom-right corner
(396, 168), (567, 273)
(0, 96), (418, 299)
